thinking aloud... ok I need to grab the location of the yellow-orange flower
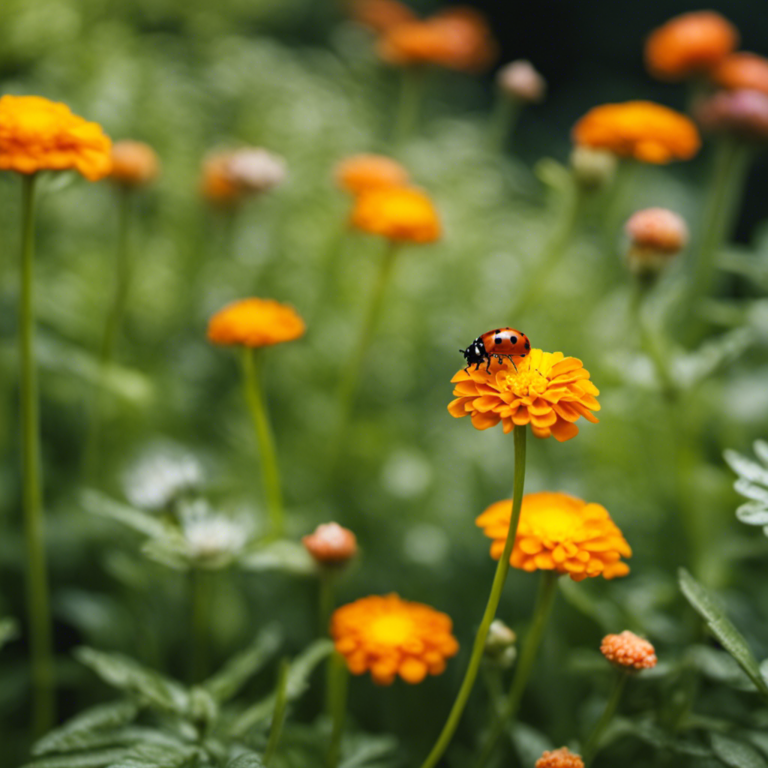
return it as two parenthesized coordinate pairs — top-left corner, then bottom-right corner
(207, 298), (305, 348)
(378, 7), (496, 72)
(335, 154), (410, 195)
(476, 492), (631, 582)
(535, 747), (584, 768)
(448, 350), (599, 442)
(600, 631), (657, 670)
(331, 594), (459, 685)
(350, 186), (441, 243)
(109, 140), (159, 187)
(572, 101), (701, 164)
(712, 52), (768, 96)
(349, 0), (417, 34)
(0, 95), (111, 181)
(645, 11), (738, 81)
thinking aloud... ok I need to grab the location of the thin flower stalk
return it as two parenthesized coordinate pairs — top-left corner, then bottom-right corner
(18, 173), (55, 734)
(264, 659), (291, 766)
(393, 68), (426, 144)
(190, 568), (212, 683)
(474, 570), (559, 768)
(582, 671), (628, 765)
(419, 427), (527, 768)
(326, 652), (350, 768)
(488, 95), (522, 154)
(241, 348), (285, 538)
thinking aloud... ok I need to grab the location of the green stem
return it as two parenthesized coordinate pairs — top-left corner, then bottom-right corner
(512, 177), (581, 319)
(319, 571), (335, 636)
(582, 671), (628, 765)
(19, 173), (55, 735)
(241, 348), (284, 538)
(331, 241), (400, 467)
(690, 138), (751, 313)
(393, 67), (426, 145)
(474, 570), (559, 768)
(489, 95), (522, 154)
(419, 427), (528, 768)
(326, 652), (349, 768)
(264, 658), (291, 766)
(83, 186), (133, 480)
(190, 568), (211, 683)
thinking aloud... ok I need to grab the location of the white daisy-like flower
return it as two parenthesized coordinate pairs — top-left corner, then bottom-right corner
(179, 501), (252, 563)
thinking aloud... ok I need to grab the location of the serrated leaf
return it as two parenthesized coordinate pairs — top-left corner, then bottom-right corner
(204, 625), (281, 703)
(239, 540), (316, 576)
(0, 617), (18, 650)
(338, 735), (399, 768)
(724, 451), (768, 486)
(82, 491), (169, 539)
(736, 503), (768, 527)
(104, 742), (200, 768)
(755, 441), (768, 466)
(22, 749), (130, 768)
(34, 701), (139, 755)
(675, 328), (755, 389)
(76, 647), (190, 714)
(679, 569), (768, 697)
(230, 640), (334, 736)
(712, 734), (768, 768)
(226, 754), (265, 768)
(687, 646), (755, 691)
(735, 479), (768, 506)
(761, 659), (768, 690)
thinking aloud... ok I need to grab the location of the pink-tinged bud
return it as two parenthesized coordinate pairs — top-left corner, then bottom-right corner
(535, 747), (585, 768)
(600, 630), (657, 670)
(695, 88), (768, 142)
(625, 207), (688, 278)
(302, 523), (358, 566)
(497, 60), (546, 103)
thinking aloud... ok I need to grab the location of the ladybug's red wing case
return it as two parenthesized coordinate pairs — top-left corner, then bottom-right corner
(479, 328), (530, 358)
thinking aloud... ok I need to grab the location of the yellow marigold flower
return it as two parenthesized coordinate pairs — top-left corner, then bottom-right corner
(331, 594), (459, 685)
(600, 630), (657, 670)
(535, 747), (584, 768)
(448, 350), (599, 442)
(349, 0), (417, 34)
(476, 492), (631, 582)
(713, 52), (768, 96)
(335, 154), (410, 195)
(350, 186), (441, 243)
(572, 101), (701, 164)
(0, 95), (111, 181)
(207, 298), (305, 348)
(109, 140), (159, 188)
(645, 11), (738, 81)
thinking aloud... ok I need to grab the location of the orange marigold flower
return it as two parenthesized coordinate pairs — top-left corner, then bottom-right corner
(600, 630), (657, 670)
(476, 492), (631, 582)
(303, 522), (358, 566)
(378, 7), (496, 72)
(572, 101), (701, 164)
(207, 298), (305, 348)
(0, 95), (111, 181)
(350, 186), (441, 243)
(349, 0), (417, 34)
(448, 350), (599, 442)
(712, 52), (768, 96)
(535, 747), (585, 768)
(335, 154), (410, 195)
(109, 140), (159, 188)
(645, 11), (738, 81)
(331, 594), (459, 685)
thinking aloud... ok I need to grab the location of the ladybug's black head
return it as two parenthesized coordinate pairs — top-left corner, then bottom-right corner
(460, 338), (486, 365)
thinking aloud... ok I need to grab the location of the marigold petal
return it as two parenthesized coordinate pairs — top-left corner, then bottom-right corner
(399, 657), (428, 683)
(550, 420), (580, 442)
(447, 397), (472, 418)
(471, 410), (501, 430)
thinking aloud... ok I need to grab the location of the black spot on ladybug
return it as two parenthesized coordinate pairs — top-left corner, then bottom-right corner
(525, 341), (530, 350)
(495, 337), (502, 344)
(511, 336), (517, 344)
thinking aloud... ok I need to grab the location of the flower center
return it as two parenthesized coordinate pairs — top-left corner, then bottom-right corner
(529, 506), (582, 540)
(368, 614), (415, 646)
(501, 367), (547, 398)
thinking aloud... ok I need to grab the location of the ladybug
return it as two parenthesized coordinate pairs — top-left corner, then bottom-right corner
(460, 328), (530, 373)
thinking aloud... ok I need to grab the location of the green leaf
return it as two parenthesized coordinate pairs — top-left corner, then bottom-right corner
(226, 753), (265, 768)
(204, 625), (281, 703)
(735, 479), (768, 506)
(230, 639), (334, 736)
(104, 742), (200, 768)
(338, 735), (398, 768)
(736, 503), (768, 527)
(82, 490), (169, 539)
(712, 734), (768, 768)
(724, 450), (768, 486)
(76, 647), (190, 714)
(34, 701), (139, 755)
(509, 723), (554, 767)
(679, 569), (768, 697)
(0, 617), (18, 650)
(239, 540), (316, 576)
(676, 328), (755, 389)
(755, 441), (768, 466)
(21, 749), (130, 768)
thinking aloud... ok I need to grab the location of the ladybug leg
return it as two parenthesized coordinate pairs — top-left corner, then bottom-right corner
(485, 357), (492, 374)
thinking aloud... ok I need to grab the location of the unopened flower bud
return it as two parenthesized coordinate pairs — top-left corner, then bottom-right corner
(569, 146), (617, 190)
(497, 60), (546, 103)
(600, 630), (657, 670)
(695, 88), (768, 142)
(303, 522), (358, 566)
(484, 619), (517, 668)
(535, 747), (584, 768)
(109, 140), (159, 188)
(625, 207), (688, 279)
